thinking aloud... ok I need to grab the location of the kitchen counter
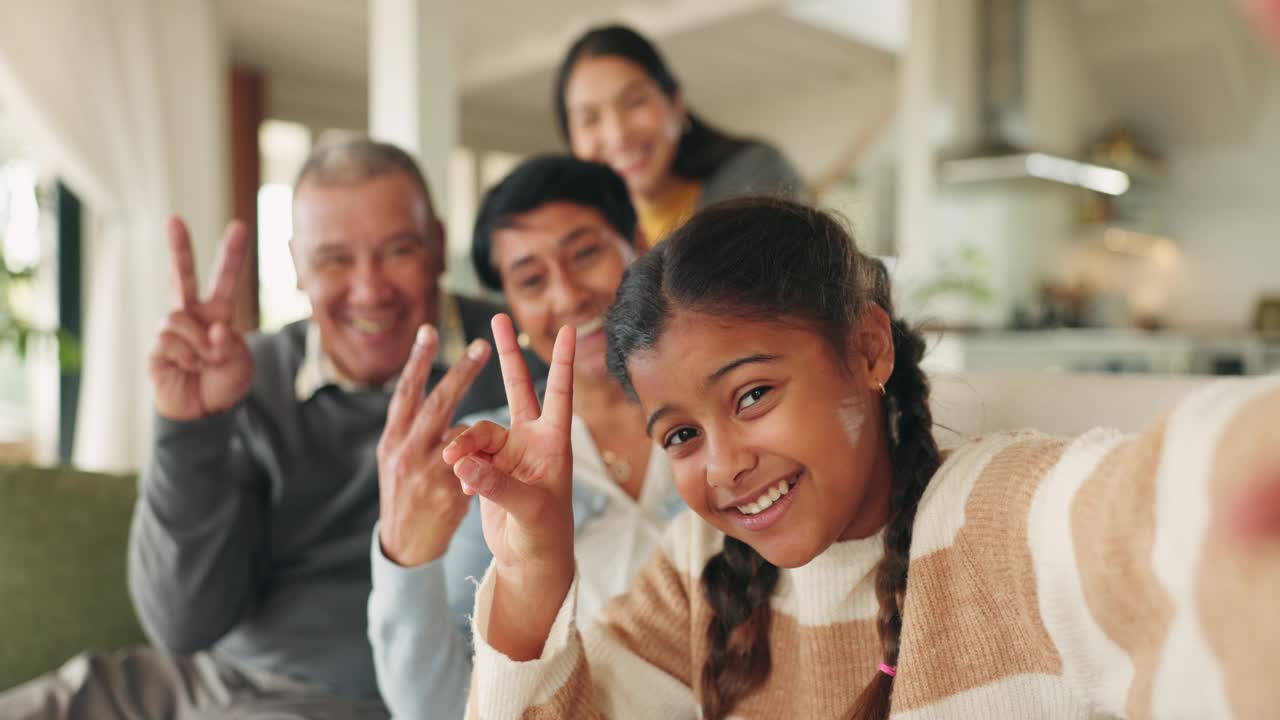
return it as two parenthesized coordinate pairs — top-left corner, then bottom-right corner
(922, 328), (1280, 375)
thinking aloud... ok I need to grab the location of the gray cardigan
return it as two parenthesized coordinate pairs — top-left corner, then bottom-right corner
(128, 320), (490, 699)
(699, 141), (809, 208)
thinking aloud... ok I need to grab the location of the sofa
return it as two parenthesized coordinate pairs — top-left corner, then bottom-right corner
(928, 370), (1211, 439)
(0, 462), (144, 691)
(0, 370), (1214, 692)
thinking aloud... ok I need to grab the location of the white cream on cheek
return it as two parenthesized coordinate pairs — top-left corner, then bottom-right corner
(837, 394), (867, 448)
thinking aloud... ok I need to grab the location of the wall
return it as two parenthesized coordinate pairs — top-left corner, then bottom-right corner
(715, 71), (900, 254)
(894, 0), (1280, 333)
(1025, 0), (1107, 155)
(897, 0), (1103, 327)
(1156, 69), (1280, 330)
(717, 70), (898, 182)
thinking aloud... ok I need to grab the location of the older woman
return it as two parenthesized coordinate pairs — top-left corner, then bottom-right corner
(367, 156), (683, 719)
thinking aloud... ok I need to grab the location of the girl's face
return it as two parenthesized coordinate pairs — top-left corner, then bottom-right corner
(563, 55), (685, 201)
(492, 201), (636, 381)
(626, 310), (896, 568)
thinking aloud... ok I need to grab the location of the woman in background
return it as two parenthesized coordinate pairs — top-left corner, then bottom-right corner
(554, 24), (807, 246)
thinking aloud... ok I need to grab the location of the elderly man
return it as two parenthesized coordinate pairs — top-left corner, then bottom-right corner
(0, 138), (496, 719)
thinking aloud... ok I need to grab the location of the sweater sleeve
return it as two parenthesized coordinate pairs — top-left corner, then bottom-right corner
(701, 142), (809, 206)
(934, 376), (1280, 719)
(127, 409), (266, 653)
(467, 514), (702, 719)
(368, 496), (492, 720)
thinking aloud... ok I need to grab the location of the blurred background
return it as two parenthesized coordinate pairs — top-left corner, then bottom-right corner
(1, 0), (1278, 471)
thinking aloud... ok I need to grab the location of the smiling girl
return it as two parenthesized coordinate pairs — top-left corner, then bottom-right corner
(447, 197), (1280, 719)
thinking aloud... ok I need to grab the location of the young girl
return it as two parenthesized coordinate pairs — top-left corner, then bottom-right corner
(444, 197), (1280, 719)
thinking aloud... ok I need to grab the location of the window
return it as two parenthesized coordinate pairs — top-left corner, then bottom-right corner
(0, 152), (59, 461)
(257, 119), (312, 331)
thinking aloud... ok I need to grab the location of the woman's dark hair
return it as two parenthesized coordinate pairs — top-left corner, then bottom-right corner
(605, 197), (941, 720)
(553, 24), (751, 181)
(471, 154), (637, 292)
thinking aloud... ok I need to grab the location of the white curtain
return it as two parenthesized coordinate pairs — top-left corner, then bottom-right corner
(0, 0), (228, 471)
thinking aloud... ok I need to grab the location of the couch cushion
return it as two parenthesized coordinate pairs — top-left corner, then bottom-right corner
(0, 463), (145, 691)
(930, 371), (1212, 440)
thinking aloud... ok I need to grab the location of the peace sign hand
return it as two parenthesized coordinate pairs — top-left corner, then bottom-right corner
(377, 325), (491, 567)
(148, 217), (254, 421)
(441, 314), (576, 660)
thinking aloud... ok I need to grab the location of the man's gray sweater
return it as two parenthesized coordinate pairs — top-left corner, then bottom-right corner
(126, 320), (475, 698)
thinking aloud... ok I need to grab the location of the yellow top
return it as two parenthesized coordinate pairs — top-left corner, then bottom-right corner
(634, 178), (703, 248)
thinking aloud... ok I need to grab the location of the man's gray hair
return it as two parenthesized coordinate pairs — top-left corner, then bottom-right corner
(294, 135), (434, 214)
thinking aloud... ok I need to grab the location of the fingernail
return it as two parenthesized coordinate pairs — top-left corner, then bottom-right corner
(467, 338), (488, 360)
(455, 457), (479, 484)
(415, 324), (434, 347)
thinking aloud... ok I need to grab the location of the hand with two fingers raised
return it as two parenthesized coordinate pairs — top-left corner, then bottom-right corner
(149, 217), (254, 422)
(441, 314), (578, 660)
(376, 325), (492, 567)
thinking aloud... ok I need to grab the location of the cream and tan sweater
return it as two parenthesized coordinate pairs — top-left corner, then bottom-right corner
(467, 377), (1280, 719)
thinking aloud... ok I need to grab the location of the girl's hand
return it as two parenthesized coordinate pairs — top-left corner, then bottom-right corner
(443, 314), (576, 659)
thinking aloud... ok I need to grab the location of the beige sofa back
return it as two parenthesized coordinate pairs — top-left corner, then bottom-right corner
(929, 371), (1215, 441)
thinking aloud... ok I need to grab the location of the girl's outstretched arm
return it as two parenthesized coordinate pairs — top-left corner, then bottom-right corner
(902, 376), (1280, 719)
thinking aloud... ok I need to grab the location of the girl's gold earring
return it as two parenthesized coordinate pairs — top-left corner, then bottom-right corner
(877, 381), (886, 396)
(517, 332), (531, 349)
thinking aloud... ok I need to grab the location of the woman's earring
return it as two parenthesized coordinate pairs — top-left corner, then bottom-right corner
(517, 331), (531, 349)
(876, 381), (886, 396)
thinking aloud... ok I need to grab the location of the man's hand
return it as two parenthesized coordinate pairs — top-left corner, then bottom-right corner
(377, 325), (491, 567)
(149, 217), (254, 421)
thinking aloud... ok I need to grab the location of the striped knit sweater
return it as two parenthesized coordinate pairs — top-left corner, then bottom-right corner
(466, 377), (1280, 719)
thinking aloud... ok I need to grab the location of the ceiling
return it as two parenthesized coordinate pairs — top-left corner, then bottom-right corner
(1065, 0), (1269, 147)
(219, 0), (1272, 164)
(217, 0), (898, 154)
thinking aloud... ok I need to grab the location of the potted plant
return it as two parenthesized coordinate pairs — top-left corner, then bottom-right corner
(0, 196), (79, 370)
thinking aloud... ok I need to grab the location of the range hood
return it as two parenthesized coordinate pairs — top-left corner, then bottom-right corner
(937, 0), (1132, 196)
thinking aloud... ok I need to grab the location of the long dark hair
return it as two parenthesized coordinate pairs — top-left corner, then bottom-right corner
(605, 197), (941, 719)
(553, 24), (751, 181)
